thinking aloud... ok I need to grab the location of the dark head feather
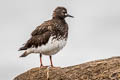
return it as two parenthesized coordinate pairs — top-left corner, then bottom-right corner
(53, 7), (73, 19)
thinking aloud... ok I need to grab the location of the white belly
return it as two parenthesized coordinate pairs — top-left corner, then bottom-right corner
(26, 36), (67, 55)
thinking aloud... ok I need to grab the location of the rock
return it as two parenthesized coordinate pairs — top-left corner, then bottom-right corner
(13, 57), (120, 80)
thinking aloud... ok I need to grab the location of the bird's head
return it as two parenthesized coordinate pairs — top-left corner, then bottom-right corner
(53, 7), (73, 19)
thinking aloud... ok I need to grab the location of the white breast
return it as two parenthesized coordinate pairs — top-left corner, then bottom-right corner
(26, 36), (67, 55)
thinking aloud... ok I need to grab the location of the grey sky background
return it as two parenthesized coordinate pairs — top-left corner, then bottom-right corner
(0, 0), (120, 79)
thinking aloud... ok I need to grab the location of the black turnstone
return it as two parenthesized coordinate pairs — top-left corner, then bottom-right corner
(19, 7), (73, 67)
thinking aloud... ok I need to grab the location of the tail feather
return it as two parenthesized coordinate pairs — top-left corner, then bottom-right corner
(18, 46), (27, 51)
(20, 51), (29, 57)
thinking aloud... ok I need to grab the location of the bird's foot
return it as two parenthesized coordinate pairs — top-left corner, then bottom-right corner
(40, 65), (49, 68)
(51, 64), (54, 67)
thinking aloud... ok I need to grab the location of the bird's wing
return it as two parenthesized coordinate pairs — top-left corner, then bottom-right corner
(19, 21), (53, 50)
(24, 31), (51, 49)
(31, 21), (53, 36)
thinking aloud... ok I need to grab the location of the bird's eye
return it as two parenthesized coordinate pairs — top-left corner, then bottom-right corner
(62, 11), (67, 15)
(62, 10), (66, 14)
(63, 12), (66, 14)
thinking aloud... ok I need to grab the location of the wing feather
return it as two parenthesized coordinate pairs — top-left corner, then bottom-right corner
(31, 21), (53, 36)
(19, 21), (53, 50)
(25, 31), (51, 48)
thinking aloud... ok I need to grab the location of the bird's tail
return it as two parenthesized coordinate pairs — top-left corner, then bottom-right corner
(18, 46), (27, 51)
(20, 51), (29, 57)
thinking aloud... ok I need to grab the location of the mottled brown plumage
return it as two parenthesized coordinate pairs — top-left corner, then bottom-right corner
(19, 7), (73, 67)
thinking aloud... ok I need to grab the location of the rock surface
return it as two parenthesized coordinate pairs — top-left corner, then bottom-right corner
(14, 57), (120, 80)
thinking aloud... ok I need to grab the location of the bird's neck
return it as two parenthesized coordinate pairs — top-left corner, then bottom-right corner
(52, 17), (66, 24)
(53, 16), (65, 20)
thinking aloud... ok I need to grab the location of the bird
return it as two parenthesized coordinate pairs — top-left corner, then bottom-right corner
(19, 7), (73, 67)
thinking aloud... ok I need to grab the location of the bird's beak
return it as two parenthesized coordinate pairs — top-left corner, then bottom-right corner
(66, 14), (74, 18)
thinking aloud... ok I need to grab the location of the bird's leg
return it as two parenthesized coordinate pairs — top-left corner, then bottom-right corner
(49, 55), (53, 67)
(40, 54), (43, 67)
